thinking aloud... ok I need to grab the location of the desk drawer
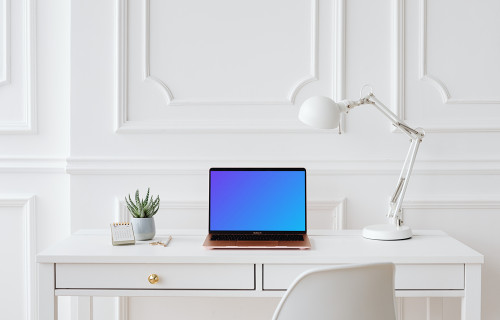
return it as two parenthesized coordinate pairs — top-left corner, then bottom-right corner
(56, 263), (255, 290)
(263, 264), (329, 290)
(263, 264), (464, 290)
(396, 264), (464, 290)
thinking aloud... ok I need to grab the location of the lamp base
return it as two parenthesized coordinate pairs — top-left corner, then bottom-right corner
(362, 224), (412, 241)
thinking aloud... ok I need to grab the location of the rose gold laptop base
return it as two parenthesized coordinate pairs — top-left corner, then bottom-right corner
(203, 234), (311, 249)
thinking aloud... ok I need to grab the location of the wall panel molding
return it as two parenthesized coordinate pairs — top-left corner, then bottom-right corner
(418, 0), (500, 105)
(115, 198), (346, 232)
(392, 0), (405, 121)
(0, 157), (66, 173)
(0, 0), (11, 86)
(334, 0), (346, 132)
(392, 0), (500, 132)
(115, 199), (208, 222)
(0, 0), (36, 134)
(14, 156), (500, 176)
(67, 157), (500, 175)
(143, 0), (318, 106)
(115, 0), (345, 133)
(0, 195), (36, 320)
(403, 196), (500, 211)
(310, 198), (346, 231)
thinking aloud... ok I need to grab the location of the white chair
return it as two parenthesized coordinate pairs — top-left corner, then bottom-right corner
(272, 263), (396, 320)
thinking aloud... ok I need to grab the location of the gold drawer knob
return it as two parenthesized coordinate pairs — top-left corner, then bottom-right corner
(148, 274), (159, 284)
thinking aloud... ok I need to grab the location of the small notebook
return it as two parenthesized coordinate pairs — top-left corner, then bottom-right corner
(110, 222), (136, 245)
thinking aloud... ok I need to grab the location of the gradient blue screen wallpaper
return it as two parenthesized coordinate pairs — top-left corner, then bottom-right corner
(210, 169), (306, 231)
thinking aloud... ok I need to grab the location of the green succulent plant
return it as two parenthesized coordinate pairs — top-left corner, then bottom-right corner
(125, 188), (160, 218)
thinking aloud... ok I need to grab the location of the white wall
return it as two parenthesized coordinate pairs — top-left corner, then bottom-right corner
(2, 0), (500, 319)
(0, 0), (70, 319)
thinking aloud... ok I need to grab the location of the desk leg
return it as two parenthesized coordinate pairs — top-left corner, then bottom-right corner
(462, 264), (481, 320)
(39, 263), (57, 320)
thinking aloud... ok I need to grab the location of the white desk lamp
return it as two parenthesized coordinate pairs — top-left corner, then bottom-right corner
(299, 86), (425, 240)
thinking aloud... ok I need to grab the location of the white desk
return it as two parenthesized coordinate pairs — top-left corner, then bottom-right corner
(37, 230), (483, 319)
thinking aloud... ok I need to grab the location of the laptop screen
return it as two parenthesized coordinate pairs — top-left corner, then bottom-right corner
(209, 168), (306, 232)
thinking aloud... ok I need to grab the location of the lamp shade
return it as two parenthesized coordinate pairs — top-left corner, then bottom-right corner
(298, 96), (341, 129)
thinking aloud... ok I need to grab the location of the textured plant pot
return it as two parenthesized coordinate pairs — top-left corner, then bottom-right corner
(131, 217), (156, 241)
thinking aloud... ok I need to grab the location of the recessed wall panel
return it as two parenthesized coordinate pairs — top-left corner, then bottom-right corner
(117, 0), (340, 132)
(148, 0), (313, 104)
(395, 0), (500, 131)
(0, 0), (35, 133)
(425, 0), (500, 102)
(0, 0), (8, 84)
(0, 206), (26, 319)
(115, 199), (345, 232)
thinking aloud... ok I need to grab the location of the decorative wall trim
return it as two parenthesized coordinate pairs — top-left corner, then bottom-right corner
(0, 157), (67, 173)
(115, 197), (126, 221)
(309, 198), (347, 230)
(0, 195), (36, 320)
(392, 0), (500, 132)
(115, 0), (343, 133)
(334, 0), (346, 132)
(418, 0), (500, 105)
(114, 0), (128, 134)
(8, 157), (500, 176)
(142, 0), (318, 106)
(0, 0), (10, 86)
(116, 198), (346, 232)
(115, 119), (318, 134)
(0, 0), (36, 134)
(115, 199), (209, 222)
(403, 196), (500, 210)
(67, 157), (500, 175)
(392, 0), (405, 121)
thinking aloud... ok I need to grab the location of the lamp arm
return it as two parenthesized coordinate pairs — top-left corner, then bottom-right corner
(367, 94), (421, 139)
(343, 92), (425, 226)
(388, 137), (422, 225)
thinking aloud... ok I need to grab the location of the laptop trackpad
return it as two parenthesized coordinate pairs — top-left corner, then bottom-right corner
(237, 241), (278, 247)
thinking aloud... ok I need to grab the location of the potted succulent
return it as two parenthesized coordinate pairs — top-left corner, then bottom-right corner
(125, 188), (160, 240)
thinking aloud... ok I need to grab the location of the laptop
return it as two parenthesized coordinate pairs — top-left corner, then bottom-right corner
(203, 168), (311, 249)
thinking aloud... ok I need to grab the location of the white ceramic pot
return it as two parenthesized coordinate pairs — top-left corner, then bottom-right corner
(131, 217), (156, 241)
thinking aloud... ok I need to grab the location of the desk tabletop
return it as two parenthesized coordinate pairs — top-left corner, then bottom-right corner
(37, 230), (483, 265)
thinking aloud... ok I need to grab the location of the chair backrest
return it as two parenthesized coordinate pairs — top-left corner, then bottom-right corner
(272, 263), (396, 320)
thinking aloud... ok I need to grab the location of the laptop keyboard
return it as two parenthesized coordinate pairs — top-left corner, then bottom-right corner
(210, 234), (304, 241)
